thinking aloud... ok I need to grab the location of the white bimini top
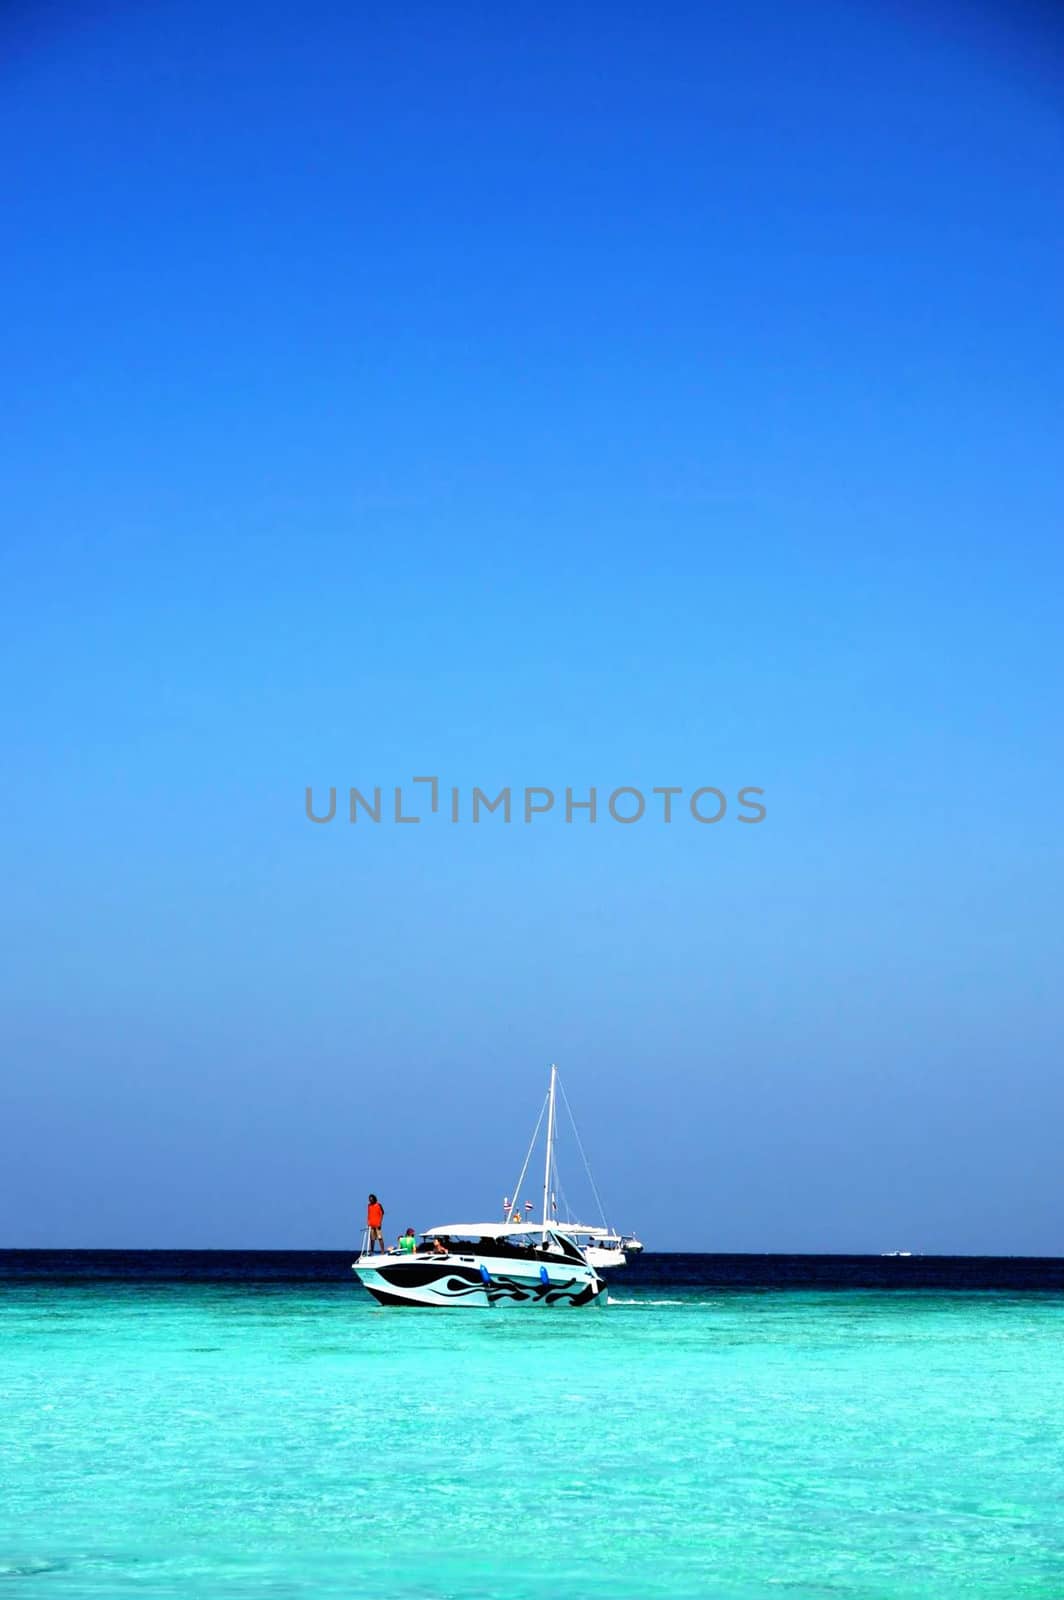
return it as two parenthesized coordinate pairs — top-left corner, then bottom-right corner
(423, 1222), (574, 1241)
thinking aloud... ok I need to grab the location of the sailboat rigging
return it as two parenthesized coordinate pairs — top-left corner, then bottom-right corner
(504, 1064), (643, 1269)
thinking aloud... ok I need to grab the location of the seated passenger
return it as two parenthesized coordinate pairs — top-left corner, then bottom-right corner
(398, 1228), (417, 1254)
(432, 1236), (448, 1255)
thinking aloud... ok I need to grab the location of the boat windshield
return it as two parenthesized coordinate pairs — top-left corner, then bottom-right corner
(411, 1229), (586, 1264)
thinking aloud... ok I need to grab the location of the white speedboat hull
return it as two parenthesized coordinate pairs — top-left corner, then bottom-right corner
(353, 1248), (606, 1308)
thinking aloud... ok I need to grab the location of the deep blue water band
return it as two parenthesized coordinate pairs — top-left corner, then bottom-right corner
(4, 1248), (1063, 1291)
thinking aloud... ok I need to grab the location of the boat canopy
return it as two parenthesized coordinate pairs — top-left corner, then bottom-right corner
(423, 1222), (575, 1240)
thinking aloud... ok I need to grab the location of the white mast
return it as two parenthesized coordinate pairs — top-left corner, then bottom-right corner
(541, 1063), (557, 1237)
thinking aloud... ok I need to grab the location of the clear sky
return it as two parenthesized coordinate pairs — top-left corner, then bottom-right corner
(2, 1), (1061, 1253)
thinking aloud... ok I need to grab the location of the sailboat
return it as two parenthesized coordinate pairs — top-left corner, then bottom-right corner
(504, 1065), (641, 1271)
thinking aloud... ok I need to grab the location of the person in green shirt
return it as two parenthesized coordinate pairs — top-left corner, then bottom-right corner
(398, 1228), (417, 1253)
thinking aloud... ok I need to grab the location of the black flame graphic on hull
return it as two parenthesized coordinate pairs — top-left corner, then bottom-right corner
(368, 1263), (601, 1307)
(442, 1273), (600, 1307)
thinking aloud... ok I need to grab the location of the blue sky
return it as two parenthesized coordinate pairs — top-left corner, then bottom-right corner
(2, 1), (1061, 1251)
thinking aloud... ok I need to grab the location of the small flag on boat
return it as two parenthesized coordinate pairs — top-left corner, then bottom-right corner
(525, 1201), (534, 1212)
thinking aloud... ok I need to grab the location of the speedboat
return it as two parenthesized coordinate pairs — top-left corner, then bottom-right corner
(352, 1222), (606, 1308)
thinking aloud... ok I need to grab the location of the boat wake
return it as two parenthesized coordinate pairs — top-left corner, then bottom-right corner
(609, 1297), (686, 1306)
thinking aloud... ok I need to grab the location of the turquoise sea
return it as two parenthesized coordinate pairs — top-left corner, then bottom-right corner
(3, 1254), (1063, 1599)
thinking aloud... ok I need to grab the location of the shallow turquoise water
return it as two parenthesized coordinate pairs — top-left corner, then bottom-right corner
(3, 1282), (1063, 1597)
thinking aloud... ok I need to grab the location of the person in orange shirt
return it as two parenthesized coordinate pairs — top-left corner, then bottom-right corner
(366, 1193), (385, 1254)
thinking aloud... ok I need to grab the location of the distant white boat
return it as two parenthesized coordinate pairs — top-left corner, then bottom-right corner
(569, 1228), (645, 1267)
(562, 1225), (627, 1271)
(881, 1250), (912, 1257)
